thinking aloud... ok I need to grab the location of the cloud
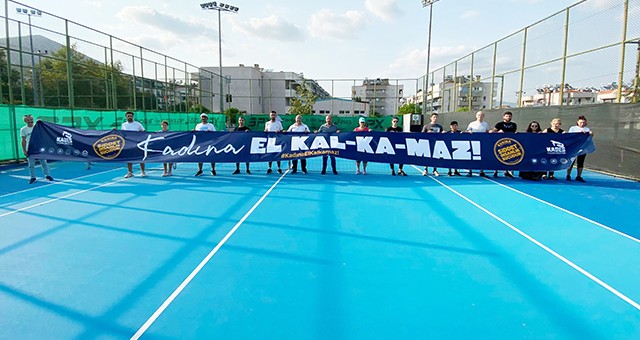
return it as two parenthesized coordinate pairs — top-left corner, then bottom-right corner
(232, 15), (304, 42)
(117, 6), (215, 37)
(308, 9), (368, 40)
(460, 10), (479, 19)
(364, 0), (402, 22)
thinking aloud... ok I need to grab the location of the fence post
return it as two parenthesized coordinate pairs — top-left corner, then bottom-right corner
(518, 28), (527, 108)
(617, 0), (629, 103)
(559, 8), (571, 106)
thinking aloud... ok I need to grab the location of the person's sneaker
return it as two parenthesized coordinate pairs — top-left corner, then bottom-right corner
(575, 176), (586, 182)
(321, 170), (326, 175)
(277, 168), (283, 174)
(548, 175), (557, 180)
(479, 172), (488, 178)
(162, 172), (168, 177)
(356, 169), (361, 175)
(45, 175), (54, 181)
(291, 169), (297, 174)
(267, 168), (273, 174)
(466, 172), (473, 177)
(246, 169), (252, 174)
(391, 170), (396, 176)
(433, 170), (440, 177)
(399, 170), (407, 176)
(28, 177), (36, 184)
(422, 170), (428, 176)
(333, 170), (338, 175)
(566, 175), (571, 181)
(363, 170), (367, 175)
(302, 170), (307, 174)
(211, 170), (217, 176)
(195, 170), (203, 177)
(505, 171), (515, 179)
(493, 171), (499, 178)
(454, 171), (462, 176)
(166, 172), (173, 177)
(124, 172), (134, 178)
(232, 169), (240, 175)
(140, 172), (146, 177)
(447, 170), (452, 176)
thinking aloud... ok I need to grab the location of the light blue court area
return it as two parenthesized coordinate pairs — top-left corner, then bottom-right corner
(1, 160), (640, 339)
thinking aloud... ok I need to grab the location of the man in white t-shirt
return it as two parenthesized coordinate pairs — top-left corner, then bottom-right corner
(20, 114), (53, 184)
(194, 113), (217, 176)
(287, 114), (310, 174)
(121, 111), (146, 178)
(264, 111), (283, 174)
(466, 111), (490, 177)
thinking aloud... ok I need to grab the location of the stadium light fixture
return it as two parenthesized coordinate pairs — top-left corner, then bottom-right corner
(16, 6), (43, 106)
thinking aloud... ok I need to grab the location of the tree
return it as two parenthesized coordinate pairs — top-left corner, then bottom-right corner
(397, 103), (422, 114)
(0, 50), (22, 104)
(223, 107), (240, 126)
(288, 79), (317, 115)
(456, 107), (470, 112)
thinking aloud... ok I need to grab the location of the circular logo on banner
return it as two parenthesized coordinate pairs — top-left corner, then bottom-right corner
(493, 138), (525, 165)
(92, 135), (126, 160)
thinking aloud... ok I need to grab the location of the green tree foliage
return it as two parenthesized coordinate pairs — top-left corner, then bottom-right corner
(456, 107), (470, 112)
(288, 79), (317, 115)
(38, 44), (134, 109)
(397, 103), (422, 114)
(0, 50), (23, 104)
(223, 107), (240, 126)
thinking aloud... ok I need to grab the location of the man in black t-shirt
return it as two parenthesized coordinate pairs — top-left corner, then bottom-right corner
(233, 116), (251, 174)
(491, 111), (517, 178)
(422, 113), (444, 176)
(386, 117), (406, 176)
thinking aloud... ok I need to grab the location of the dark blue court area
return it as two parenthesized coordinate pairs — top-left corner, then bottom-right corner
(1, 160), (639, 339)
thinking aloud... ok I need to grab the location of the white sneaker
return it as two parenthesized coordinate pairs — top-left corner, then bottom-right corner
(124, 172), (134, 178)
(433, 170), (440, 177)
(140, 172), (147, 177)
(161, 172), (168, 177)
(356, 170), (361, 175)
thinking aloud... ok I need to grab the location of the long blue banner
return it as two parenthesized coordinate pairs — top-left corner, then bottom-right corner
(29, 121), (595, 171)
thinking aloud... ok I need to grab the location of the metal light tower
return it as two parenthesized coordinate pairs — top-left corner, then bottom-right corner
(200, 2), (239, 114)
(16, 7), (42, 106)
(421, 0), (439, 115)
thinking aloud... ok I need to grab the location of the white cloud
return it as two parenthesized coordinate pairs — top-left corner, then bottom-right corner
(460, 10), (479, 19)
(308, 9), (368, 40)
(365, 0), (402, 22)
(232, 15), (304, 42)
(117, 6), (215, 37)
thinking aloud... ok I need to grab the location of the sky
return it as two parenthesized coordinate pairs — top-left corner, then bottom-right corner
(12, 0), (582, 81)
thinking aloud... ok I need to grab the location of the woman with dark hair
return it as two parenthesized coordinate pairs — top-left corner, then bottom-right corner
(526, 121), (542, 133)
(566, 115), (593, 182)
(519, 121), (544, 180)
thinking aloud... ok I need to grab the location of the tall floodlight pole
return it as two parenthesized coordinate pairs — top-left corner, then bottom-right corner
(200, 2), (239, 114)
(16, 7), (42, 106)
(421, 0), (439, 115)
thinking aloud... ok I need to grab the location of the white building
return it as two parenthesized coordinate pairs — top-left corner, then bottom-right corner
(351, 78), (403, 116)
(312, 98), (368, 116)
(408, 75), (494, 112)
(521, 90), (597, 107)
(197, 64), (330, 114)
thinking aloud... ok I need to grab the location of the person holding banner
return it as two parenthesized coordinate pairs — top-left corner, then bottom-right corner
(121, 111), (146, 178)
(491, 111), (517, 178)
(265, 111), (284, 174)
(21, 114), (54, 184)
(447, 121), (462, 176)
(159, 120), (173, 177)
(542, 118), (563, 180)
(233, 116), (251, 175)
(287, 114), (310, 174)
(566, 115), (593, 182)
(316, 114), (340, 175)
(466, 111), (490, 178)
(354, 117), (370, 175)
(422, 113), (444, 176)
(194, 113), (217, 176)
(386, 117), (406, 176)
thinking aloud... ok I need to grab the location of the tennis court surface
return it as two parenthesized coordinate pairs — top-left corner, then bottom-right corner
(1, 159), (639, 339)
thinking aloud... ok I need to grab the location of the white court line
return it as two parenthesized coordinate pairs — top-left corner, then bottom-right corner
(0, 167), (122, 199)
(411, 165), (640, 311)
(484, 177), (640, 244)
(130, 169), (290, 340)
(0, 175), (132, 218)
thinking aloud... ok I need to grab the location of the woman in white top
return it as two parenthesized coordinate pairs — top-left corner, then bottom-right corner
(287, 114), (310, 174)
(566, 115), (593, 182)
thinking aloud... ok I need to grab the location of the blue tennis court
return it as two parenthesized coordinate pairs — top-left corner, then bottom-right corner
(1, 159), (639, 339)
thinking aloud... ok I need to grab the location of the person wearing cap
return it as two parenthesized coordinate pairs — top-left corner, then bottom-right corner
(386, 117), (406, 176)
(194, 113), (217, 176)
(264, 111), (284, 174)
(315, 114), (340, 175)
(354, 117), (370, 175)
(287, 114), (310, 174)
(121, 111), (146, 178)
